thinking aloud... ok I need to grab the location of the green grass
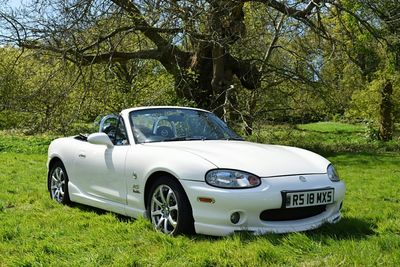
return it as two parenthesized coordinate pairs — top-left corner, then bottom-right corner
(0, 131), (56, 154)
(249, 122), (400, 154)
(297, 121), (366, 133)
(1, 124), (400, 266)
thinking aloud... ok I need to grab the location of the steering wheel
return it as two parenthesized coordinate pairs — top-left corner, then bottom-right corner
(103, 124), (117, 139)
(156, 126), (174, 138)
(103, 124), (117, 135)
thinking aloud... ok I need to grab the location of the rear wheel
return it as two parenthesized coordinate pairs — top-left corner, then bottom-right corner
(48, 161), (70, 204)
(147, 176), (194, 235)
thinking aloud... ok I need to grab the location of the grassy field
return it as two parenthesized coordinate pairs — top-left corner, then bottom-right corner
(248, 122), (400, 154)
(1, 123), (400, 266)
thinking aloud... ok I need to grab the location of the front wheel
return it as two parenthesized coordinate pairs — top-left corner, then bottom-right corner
(147, 177), (194, 235)
(48, 161), (70, 204)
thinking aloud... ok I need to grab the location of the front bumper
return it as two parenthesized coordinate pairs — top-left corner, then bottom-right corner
(180, 174), (345, 236)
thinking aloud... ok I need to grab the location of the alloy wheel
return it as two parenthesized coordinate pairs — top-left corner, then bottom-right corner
(50, 166), (65, 203)
(150, 184), (179, 234)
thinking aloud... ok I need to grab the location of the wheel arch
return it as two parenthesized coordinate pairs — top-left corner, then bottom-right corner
(143, 171), (193, 214)
(48, 156), (63, 171)
(47, 157), (63, 191)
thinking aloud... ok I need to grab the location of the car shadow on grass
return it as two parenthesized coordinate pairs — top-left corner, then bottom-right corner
(309, 216), (376, 240)
(191, 216), (376, 244)
(69, 202), (134, 223)
(68, 202), (375, 243)
(267, 216), (375, 244)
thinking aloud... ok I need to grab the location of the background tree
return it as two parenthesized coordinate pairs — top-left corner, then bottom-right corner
(331, 0), (400, 140)
(0, 46), (180, 133)
(0, 0), (398, 139)
(0, 0), (326, 115)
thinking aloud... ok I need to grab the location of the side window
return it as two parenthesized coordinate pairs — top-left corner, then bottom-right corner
(114, 117), (129, 145)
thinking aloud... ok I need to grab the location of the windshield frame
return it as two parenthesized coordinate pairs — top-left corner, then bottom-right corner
(128, 108), (243, 144)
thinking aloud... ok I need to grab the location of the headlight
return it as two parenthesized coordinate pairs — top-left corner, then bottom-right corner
(205, 169), (261, 189)
(327, 164), (340, 182)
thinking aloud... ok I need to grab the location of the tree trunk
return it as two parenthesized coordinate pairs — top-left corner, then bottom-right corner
(172, 43), (260, 118)
(379, 80), (393, 141)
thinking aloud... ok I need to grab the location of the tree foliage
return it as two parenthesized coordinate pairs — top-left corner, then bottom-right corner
(0, 47), (181, 133)
(0, 0), (399, 139)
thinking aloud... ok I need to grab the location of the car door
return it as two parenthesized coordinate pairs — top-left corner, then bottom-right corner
(74, 116), (130, 205)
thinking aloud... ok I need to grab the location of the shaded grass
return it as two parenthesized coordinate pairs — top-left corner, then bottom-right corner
(248, 122), (400, 155)
(1, 124), (400, 266)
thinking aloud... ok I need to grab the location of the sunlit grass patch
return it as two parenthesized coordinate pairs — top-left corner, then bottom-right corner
(297, 121), (366, 133)
(0, 131), (56, 154)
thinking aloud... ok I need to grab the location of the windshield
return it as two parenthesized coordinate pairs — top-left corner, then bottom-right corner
(129, 108), (243, 143)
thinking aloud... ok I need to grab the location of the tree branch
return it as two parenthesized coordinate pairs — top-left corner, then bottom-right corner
(20, 40), (162, 65)
(259, 14), (285, 73)
(20, 42), (77, 62)
(79, 26), (182, 53)
(79, 50), (162, 65)
(244, 0), (331, 39)
(110, 0), (172, 49)
(244, 0), (322, 19)
(326, 0), (381, 40)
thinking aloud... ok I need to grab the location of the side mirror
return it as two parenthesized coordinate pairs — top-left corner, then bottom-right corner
(87, 133), (114, 148)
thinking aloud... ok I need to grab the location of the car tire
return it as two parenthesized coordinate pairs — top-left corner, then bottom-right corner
(147, 176), (194, 235)
(48, 161), (71, 204)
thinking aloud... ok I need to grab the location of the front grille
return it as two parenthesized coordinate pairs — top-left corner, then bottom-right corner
(260, 205), (326, 221)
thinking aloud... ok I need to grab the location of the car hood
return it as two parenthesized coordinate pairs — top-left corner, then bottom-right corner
(144, 141), (329, 177)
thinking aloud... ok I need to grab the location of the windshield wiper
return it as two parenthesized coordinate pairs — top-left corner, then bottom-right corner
(144, 136), (244, 142)
(225, 137), (245, 141)
(163, 137), (207, 142)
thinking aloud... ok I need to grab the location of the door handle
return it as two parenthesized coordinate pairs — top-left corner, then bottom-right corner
(78, 153), (86, 158)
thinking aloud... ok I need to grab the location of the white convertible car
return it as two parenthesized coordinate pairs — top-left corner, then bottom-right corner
(47, 106), (345, 236)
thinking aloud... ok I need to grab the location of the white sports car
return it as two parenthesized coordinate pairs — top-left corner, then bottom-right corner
(47, 106), (345, 236)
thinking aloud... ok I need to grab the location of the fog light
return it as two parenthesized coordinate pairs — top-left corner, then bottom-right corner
(230, 212), (240, 224)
